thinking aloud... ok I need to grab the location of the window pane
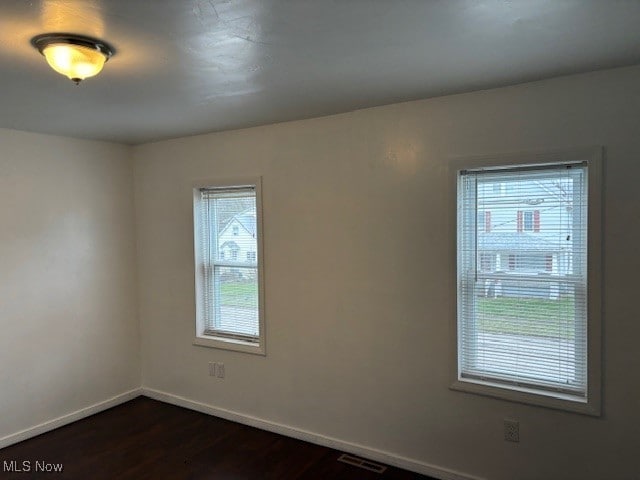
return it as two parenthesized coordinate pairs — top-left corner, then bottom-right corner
(523, 211), (533, 231)
(459, 164), (588, 396)
(208, 194), (257, 264)
(210, 266), (259, 337)
(469, 283), (583, 387)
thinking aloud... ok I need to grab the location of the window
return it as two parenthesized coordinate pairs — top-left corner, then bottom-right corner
(517, 210), (540, 232)
(523, 211), (534, 231)
(480, 253), (493, 272)
(192, 178), (265, 355)
(451, 148), (602, 415)
(512, 253), (547, 272)
(545, 255), (553, 272)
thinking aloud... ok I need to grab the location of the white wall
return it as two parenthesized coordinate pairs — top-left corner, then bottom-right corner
(134, 64), (640, 480)
(0, 129), (140, 442)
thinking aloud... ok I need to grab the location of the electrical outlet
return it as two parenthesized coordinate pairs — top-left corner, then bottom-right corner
(504, 419), (520, 442)
(209, 362), (225, 379)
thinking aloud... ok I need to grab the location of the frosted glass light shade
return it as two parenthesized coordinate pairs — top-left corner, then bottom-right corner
(42, 43), (106, 82)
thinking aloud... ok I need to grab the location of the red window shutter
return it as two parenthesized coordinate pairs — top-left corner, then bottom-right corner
(485, 211), (492, 233)
(546, 255), (553, 272)
(534, 210), (541, 232)
(508, 254), (515, 270)
(516, 211), (523, 232)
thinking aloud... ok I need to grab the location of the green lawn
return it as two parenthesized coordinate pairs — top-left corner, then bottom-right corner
(220, 281), (258, 308)
(477, 297), (576, 339)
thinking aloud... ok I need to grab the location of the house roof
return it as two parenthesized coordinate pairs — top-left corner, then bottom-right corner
(221, 208), (257, 238)
(478, 233), (567, 253)
(235, 211), (257, 238)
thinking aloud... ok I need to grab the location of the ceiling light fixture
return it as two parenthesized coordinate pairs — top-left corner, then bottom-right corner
(31, 33), (115, 85)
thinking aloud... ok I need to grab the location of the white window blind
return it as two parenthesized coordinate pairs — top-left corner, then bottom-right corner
(457, 162), (588, 397)
(196, 185), (261, 344)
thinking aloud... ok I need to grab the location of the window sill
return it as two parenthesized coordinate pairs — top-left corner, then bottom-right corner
(450, 377), (600, 416)
(193, 335), (265, 356)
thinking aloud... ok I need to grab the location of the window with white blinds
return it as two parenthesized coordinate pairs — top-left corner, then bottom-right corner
(193, 180), (265, 354)
(453, 151), (602, 414)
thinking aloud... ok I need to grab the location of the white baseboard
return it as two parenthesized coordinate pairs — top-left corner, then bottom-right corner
(141, 387), (484, 480)
(0, 388), (142, 449)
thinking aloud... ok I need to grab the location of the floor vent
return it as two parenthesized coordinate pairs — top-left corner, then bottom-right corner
(337, 453), (388, 474)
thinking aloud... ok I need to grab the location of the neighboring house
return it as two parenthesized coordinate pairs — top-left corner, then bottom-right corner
(476, 177), (576, 299)
(217, 208), (258, 274)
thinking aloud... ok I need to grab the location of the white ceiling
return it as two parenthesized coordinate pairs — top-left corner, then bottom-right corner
(1, 0), (639, 145)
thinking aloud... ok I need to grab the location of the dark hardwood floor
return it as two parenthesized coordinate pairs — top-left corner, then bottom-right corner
(0, 397), (434, 480)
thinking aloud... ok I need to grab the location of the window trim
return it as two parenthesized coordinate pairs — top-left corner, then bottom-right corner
(192, 176), (266, 355)
(449, 147), (602, 416)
